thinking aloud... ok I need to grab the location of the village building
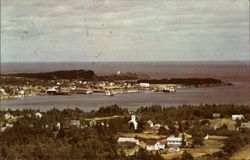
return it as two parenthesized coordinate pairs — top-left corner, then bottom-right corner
(164, 125), (170, 130)
(70, 120), (81, 127)
(147, 120), (154, 128)
(89, 120), (97, 127)
(98, 82), (106, 87)
(1, 123), (14, 132)
(35, 112), (43, 119)
(56, 122), (61, 129)
(18, 90), (25, 95)
(100, 122), (109, 127)
(232, 114), (244, 120)
(129, 114), (138, 130)
(153, 124), (161, 129)
(0, 88), (7, 95)
(146, 140), (165, 151)
(4, 113), (13, 120)
(117, 137), (139, 145)
(48, 122), (61, 130)
(47, 87), (58, 95)
(168, 146), (180, 152)
(211, 124), (218, 130)
(109, 82), (115, 86)
(241, 122), (250, 128)
(139, 83), (150, 88)
(166, 136), (182, 147)
(204, 134), (209, 140)
(213, 113), (221, 118)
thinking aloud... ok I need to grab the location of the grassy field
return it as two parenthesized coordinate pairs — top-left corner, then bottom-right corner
(229, 144), (250, 160)
(117, 131), (167, 140)
(203, 135), (227, 148)
(209, 118), (236, 128)
(84, 115), (124, 121)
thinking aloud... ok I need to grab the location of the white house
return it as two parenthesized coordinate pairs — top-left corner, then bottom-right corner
(146, 140), (165, 151)
(4, 113), (13, 120)
(0, 88), (7, 95)
(153, 124), (161, 129)
(168, 146), (180, 152)
(18, 90), (25, 95)
(56, 122), (61, 129)
(98, 81), (106, 87)
(6, 123), (13, 128)
(147, 120), (154, 128)
(70, 120), (80, 127)
(164, 125), (170, 130)
(89, 120), (97, 127)
(139, 83), (150, 88)
(241, 122), (250, 128)
(35, 112), (43, 119)
(129, 114), (138, 130)
(1, 123), (13, 132)
(117, 137), (139, 145)
(213, 113), (221, 118)
(204, 134), (209, 140)
(166, 136), (182, 147)
(232, 114), (244, 120)
(47, 87), (58, 94)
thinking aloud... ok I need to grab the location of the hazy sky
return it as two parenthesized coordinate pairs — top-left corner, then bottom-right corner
(1, 0), (249, 62)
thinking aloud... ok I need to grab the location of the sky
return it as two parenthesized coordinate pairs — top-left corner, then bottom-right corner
(1, 0), (249, 62)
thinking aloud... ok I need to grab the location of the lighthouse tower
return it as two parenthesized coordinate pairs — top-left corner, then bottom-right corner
(129, 114), (138, 130)
(117, 70), (120, 75)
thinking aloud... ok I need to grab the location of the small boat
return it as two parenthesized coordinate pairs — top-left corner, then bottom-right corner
(169, 88), (176, 92)
(105, 91), (115, 96)
(85, 90), (93, 94)
(163, 87), (176, 92)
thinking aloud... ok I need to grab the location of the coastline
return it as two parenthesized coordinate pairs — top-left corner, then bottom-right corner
(0, 82), (232, 101)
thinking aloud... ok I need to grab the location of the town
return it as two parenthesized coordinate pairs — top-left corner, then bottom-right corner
(0, 104), (249, 160)
(0, 70), (231, 100)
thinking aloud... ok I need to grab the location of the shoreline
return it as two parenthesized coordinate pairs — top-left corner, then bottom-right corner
(0, 82), (232, 101)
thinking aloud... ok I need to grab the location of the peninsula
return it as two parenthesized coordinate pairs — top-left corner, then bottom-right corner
(0, 69), (232, 100)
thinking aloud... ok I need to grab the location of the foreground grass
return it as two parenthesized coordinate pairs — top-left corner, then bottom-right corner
(161, 147), (222, 160)
(229, 144), (250, 160)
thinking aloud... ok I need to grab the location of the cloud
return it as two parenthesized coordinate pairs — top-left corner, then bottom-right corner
(1, 0), (249, 62)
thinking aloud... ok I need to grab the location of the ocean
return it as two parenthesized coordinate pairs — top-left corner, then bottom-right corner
(1, 61), (249, 111)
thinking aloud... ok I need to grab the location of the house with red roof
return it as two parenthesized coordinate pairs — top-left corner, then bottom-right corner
(146, 140), (165, 151)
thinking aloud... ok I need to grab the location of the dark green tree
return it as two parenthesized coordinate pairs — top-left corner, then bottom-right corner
(181, 151), (194, 160)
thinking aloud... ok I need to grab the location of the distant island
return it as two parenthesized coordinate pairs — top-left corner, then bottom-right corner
(137, 78), (232, 87)
(2, 69), (149, 81)
(6, 70), (98, 80)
